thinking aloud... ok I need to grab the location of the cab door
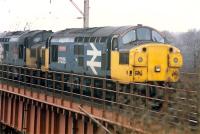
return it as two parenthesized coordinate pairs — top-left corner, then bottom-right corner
(36, 47), (41, 68)
(41, 48), (45, 68)
(41, 47), (49, 71)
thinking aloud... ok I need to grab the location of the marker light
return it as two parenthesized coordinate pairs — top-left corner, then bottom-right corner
(138, 57), (143, 62)
(174, 57), (178, 63)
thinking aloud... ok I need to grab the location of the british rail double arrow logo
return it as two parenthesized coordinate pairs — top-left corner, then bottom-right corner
(86, 43), (101, 75)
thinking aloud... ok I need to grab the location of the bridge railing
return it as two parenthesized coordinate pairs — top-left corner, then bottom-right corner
(0, 64), (199, 133)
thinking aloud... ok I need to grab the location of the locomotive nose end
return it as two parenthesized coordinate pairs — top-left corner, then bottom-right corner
(131, 43), (183, 83)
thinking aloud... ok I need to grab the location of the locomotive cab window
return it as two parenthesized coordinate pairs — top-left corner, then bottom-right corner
(119, 53), (129, 64)
(122, 30), (136, 44)
(152, 30), (164, 43)
(51, 45), (58, 62)
(33, 37), (42, 43)
(136, 28), (151, 41)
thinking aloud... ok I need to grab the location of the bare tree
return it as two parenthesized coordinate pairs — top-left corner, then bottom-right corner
(163, 29), (200, 73)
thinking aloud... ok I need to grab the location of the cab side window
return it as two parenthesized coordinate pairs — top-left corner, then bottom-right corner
(112, 38), (118, 50)
(119, 53), (129, 64)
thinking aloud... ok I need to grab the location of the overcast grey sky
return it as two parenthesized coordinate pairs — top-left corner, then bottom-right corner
(0, 0), (199, 32)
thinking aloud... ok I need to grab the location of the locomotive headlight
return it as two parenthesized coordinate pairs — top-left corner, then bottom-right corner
(155, 66), (161, 72)
(138, 57), (143, 62)
(173, 57), (178, 63)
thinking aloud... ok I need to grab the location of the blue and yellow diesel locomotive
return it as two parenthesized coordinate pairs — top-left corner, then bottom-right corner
(44, 25), (182, 84)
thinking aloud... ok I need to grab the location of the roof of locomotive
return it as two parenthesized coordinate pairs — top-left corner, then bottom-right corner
(1, 31), (25, 37)
(15, 30), (52, 41)
(23, 30), (52, 38)
(0, 30), (52, 43)
(0, 31), (26, 42)
(51, 26), (137, 38)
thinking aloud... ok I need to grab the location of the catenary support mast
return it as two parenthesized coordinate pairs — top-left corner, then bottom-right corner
(69, 0), (89, 28)
(83, 0), (89, 28)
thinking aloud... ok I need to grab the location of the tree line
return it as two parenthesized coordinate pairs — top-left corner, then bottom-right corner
(162, 29), (200, 73)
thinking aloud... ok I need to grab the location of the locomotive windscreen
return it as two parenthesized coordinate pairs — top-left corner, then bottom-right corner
(122, 27), (165, 44)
